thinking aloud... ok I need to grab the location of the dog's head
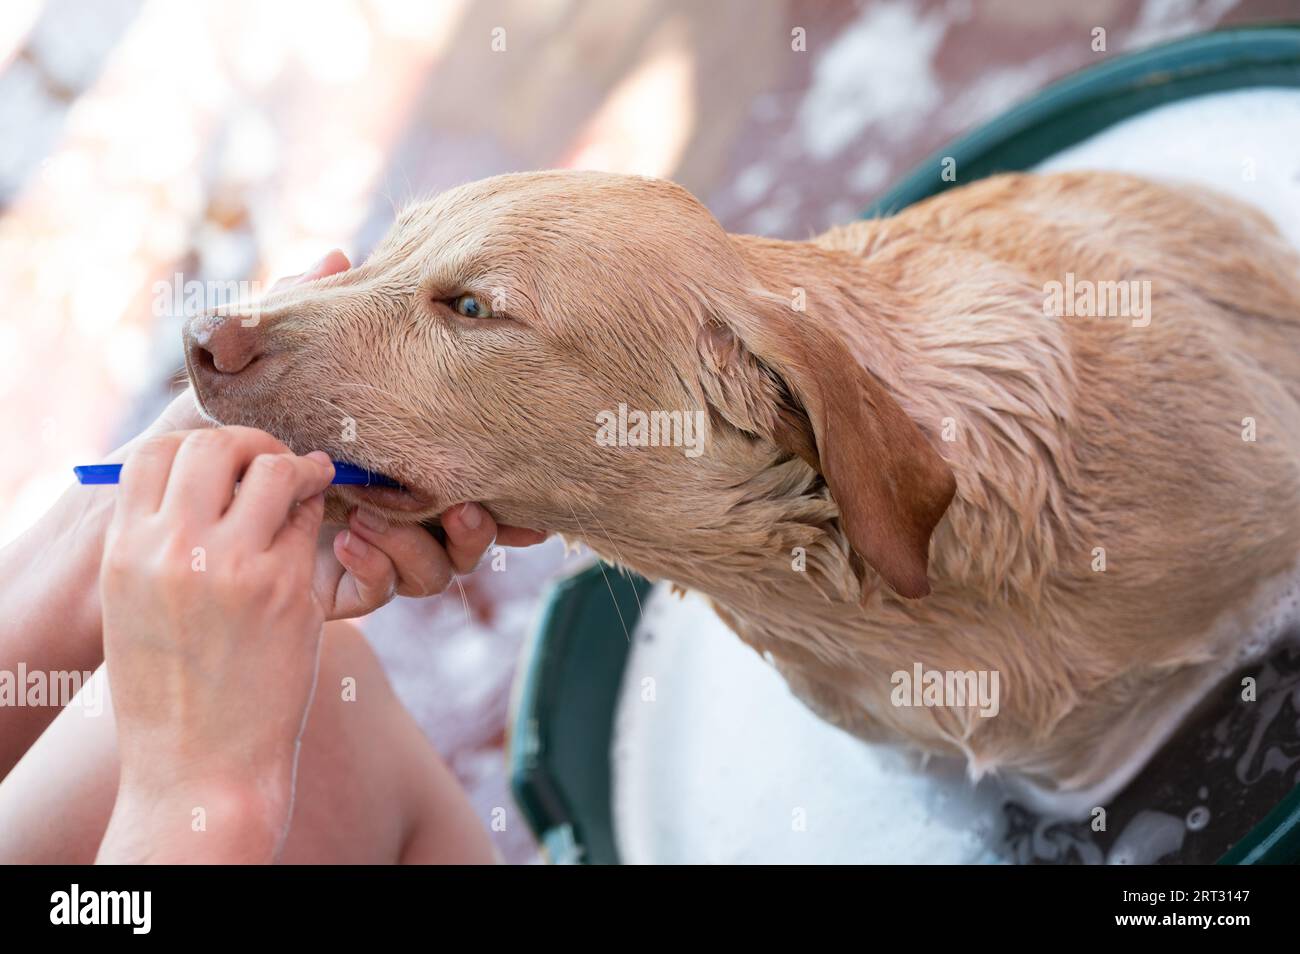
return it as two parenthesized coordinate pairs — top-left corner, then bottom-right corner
(185, 171), (954, 598)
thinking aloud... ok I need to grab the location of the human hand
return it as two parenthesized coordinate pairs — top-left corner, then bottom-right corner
(96, 427), (334, 862)
(323, 502), (548, 617)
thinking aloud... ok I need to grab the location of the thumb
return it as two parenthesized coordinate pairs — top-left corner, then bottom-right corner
(272, 249), (352, 291)
(327, 529), (399, 618)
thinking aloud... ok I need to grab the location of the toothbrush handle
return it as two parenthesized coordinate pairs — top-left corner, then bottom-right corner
(74, 461), (401, 488)
(73, 464), (124, 485)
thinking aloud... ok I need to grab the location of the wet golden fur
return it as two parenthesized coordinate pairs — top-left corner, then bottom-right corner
(187, 170), (1300, 805)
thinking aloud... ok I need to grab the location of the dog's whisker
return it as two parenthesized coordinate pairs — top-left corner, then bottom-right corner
(576, 497), (644, 622)
(452, 576), (472, 631)
(565, 501), (633, 645)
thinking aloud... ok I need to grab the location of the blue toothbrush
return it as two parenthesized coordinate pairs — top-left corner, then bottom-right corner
(73, 461), (403, 488)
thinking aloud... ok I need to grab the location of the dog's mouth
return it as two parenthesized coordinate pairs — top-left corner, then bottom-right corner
(330, 461), (438, 515)
(300, 448), (427, 510)
(338, 480), (433, 513)
(318, 459), (448, 544)
(335, 471), (448, 543)
(186, 388), (444, 518)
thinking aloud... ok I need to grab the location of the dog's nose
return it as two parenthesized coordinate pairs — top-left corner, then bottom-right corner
(186, 312), (266, 376)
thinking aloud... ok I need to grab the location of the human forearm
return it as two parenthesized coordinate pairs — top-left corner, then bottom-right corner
(0, 481), (115, 775)
(0, 390), (210, 777)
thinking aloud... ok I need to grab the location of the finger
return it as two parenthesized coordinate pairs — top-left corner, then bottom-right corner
(226, 451), (335, 549)
(161, 427), (293, 520)
(270, 271), (303, 291)
(495, 525), (550, 547)
(348, 510), (453, 597)
(308, 249), (351, 280)
(331, 529), (398, 612)
(441, 503), (497, 575)
(271, 249), (352, 291)
(116, 432), (190, 517)
(274, 490), (326, 560)
(151, 387), (209, 433)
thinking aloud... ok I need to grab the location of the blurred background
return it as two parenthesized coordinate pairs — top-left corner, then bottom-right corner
(1, 0), (1293, 862)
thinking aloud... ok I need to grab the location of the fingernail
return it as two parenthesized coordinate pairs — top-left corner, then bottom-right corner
(340, 530), (368, 557)
(456, 502), (484, 530)
(353, 509), (387, 534)
(308, 253), (330, 273)
(307, 451), (334, 476)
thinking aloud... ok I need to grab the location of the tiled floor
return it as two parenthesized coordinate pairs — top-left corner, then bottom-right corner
(1, 0), (1290, 862)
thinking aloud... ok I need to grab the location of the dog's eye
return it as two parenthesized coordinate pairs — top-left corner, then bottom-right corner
(451, 294), (493, 319)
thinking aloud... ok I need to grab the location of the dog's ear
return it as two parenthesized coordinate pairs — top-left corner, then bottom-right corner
(697, 293), (955, 600)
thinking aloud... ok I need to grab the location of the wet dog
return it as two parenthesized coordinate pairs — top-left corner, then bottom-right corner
(186, 170), (1300, 810)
